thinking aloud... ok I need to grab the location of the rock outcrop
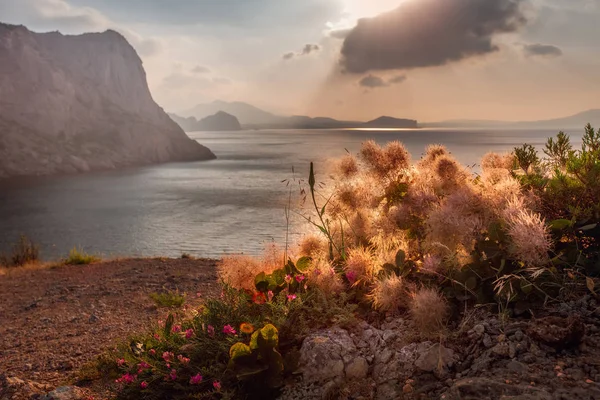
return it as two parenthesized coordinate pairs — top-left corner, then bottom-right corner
(0, 23), (215, 179)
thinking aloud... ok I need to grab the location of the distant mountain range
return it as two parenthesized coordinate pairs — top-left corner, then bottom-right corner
(175, 100), (600, 132)
(175, 101), (417, 130)
(169, 112), (242, 132)
(424, 109), (600, 129)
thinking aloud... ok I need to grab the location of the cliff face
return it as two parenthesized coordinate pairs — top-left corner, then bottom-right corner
(0, 23), (215, 179)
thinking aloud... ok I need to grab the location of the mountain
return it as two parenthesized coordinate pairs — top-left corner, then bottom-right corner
(182, 101), (279, 125)
(364, 116), (418, 129)
(169, 112), (242, 131)
(0, 23), (215, 179)
(424, 109), (600, 129)
(196, 112), (242, 131)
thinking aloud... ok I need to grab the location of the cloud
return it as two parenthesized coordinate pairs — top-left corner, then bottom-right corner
(340, 0), (527, 73)
(359, 75), (388, 88)
(212, 77), (232, 85)
(192, 65), (211, 74)
(301, 43), (320, 55)
(523, 43), (563, 57)
(283, 44), (321, 60)
(329, 28), (352, 39)
(389, 75), (407, 84)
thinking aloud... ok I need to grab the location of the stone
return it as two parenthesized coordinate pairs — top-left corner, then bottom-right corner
(444, 378), (553, 400)
(482, 334), (493, 348)
(346, 357), (369, 380)
(514, 329), (525, 342)
(297, 329), (355, 384)
(415, 343), (456, 372)
(41, 386), (87, 400)
(507, 360), (528, 374)
(377, 348), (394, 364)
(491, 343), (510, 357)
(403, 383), (414, 394)
(473, 324), (485, 336)
(382, 330), (398, 343)
(527, 316), (586, 349)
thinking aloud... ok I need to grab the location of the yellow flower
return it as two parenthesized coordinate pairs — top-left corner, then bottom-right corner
(240, 323), (255, 334)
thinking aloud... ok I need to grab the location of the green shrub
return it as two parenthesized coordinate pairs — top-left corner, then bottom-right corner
(0, 235), (39, 267)
(64, 247), (100, 265)
(149, 291), (186, 308)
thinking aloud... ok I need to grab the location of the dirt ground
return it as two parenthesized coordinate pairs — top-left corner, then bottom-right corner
(0, 258), (219, 399)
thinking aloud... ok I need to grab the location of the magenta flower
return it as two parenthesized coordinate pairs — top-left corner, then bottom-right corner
(287, 294), (297, 301)
(222, 325), (237, 335)
(213, 381), (222, 391)
(117, 358), (126, 366)
(284, 274), (292, 283)
(138, 361), (151, 370)
(267, 290), (274, 302)
(140, 381), (148, 389)
(346, 271), (357, 284)
(295, 275), (305, 283)
(172, 325), (182, 333)
(185, 328), (194, 339)
(149, 349), (156, 356)
(177, 355), (190, 365)
(207, 325), (215, 337)
(190, 373), (203, 385)
(116, 373), (136, 384)
(169, 369), (177, 381)
(153, 333), (161, 340)
(162, 351), (174, 363)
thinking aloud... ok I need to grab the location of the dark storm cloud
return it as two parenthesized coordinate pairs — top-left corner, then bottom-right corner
(341, 0), (527, 73)
(359, 75), (388, 88)
(523, 43), (563, 57)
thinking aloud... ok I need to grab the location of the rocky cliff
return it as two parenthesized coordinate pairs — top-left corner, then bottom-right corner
(0, 23), (215, 179)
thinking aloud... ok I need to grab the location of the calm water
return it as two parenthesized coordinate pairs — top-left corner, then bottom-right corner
(0, 128), (582, 260)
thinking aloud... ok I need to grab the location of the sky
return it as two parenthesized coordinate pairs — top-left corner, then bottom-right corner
(0, 0), (599, 122)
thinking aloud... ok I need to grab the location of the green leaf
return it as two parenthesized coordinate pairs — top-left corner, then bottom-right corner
(549, 219), (573, 230)
(271, 269), (286, 285)
(580, 224), (598, 231)
(255, 272), (269, 292)
(309, 162), (315, 190)
(520, 279), (533, 295)
(395, 250), (406, 269)
(164, 314), (174, 337)
(295, 256), (312, 272)
(260, 324), (279, 348)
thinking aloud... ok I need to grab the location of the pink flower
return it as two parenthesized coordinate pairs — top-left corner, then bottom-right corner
(284, 274), (292, 283)
(117, 358), (126, 366)
(287, 294), (297, 301)
(116, 373), (136, 384)
(223, 325), (237, 335)
(162, 351), (174, 363)
(172, 325), (182, 333)
(140, 381), (148, 389)
(267, 290), (274, 301)
(185, 329), (194, 339)
(346, 271), (357, 284)
(153, 334), (161, 340)
(295, 275), (305, 283)
(158, 319), (164, 327)
(196, 292), (202, 298)
(169, 369), (177, 381)
(213, 381), (221, 391)
(138, 361), (150, 370)
(177, 355), (190, 365)
(149, 349), (156, 356)
(190, 373), (203, 385)
(207, 325), (215, 337)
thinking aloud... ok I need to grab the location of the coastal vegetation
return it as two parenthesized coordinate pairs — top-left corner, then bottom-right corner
(83, 125), (599, 399)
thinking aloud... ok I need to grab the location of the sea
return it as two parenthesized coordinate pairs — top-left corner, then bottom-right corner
(0, 128), (584, 260)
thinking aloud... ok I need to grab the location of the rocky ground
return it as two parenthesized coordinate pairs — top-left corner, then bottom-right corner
(282, 296), (600, 400)
(0, 258), (219, 400)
